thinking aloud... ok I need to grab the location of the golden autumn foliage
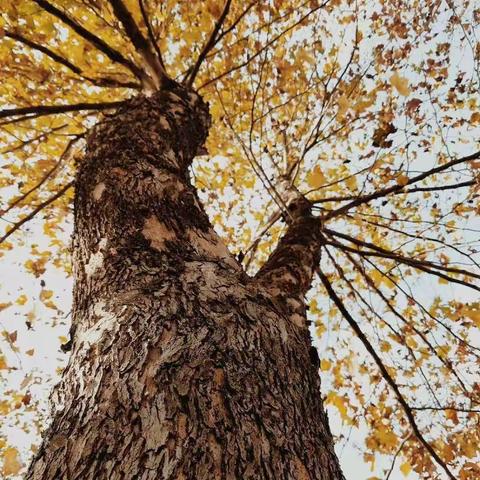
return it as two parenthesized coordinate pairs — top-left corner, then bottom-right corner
(0, 0), (479, 478)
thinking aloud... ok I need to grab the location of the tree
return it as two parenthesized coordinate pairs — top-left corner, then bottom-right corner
(0, 0), (479, 478)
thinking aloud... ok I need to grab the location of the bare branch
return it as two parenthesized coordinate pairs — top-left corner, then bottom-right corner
(199, 2), (327, 90)
(342, 250), (472, 394)
(7, 30), (81, 73)
(348, 214), (480, 271)
(325, 235), (480, 293)
(207, 1), (258, 52)
(1, 123), (68, 155)
(411, 405), (480, 413)
(385, 435), (412, 480)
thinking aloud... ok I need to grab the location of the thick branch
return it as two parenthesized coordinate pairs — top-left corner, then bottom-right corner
(31, 0), (147, 84)
(317, 270), (456, 480)
(255, 199), (324, 298)
(108, 0), (167, 88)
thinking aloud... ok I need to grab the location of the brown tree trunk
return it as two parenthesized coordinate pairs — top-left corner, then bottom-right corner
(26, 85), (345, 480)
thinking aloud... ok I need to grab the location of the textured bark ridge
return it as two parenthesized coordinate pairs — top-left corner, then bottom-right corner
(27, 84), (345, 480)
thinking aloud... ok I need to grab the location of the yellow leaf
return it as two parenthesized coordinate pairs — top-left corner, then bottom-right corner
(345, 175), (357, 191)
(0, 356), (7, 370)
(375, 425), (398, 448)
(0, 302), (12, 312)
(35, 159), (57, 171)
(396, 174), (409, 186)
(39, 289), (53, 301)
(405, 336), (418, 349)
(320, 359), (332, 371)
(25, 349), (35, 356)
(337, 95), (349, 118)
(207, 1), (222, 17)
(315, 320), (326, 337)
(370, 270), (394, 289)
(306, 166), (326, 189)
(2, 447), (22, 476)
(59, 336), (68, 344)
(0, 401), (10, 415)
(24, 258), (48, 277)
(460, 440), (477, 458)
(445, 409), (459, 424)
(463, 309), (480, 327)
(470, 112), (480, 124)
(390, 72), (410, 96)
(326, 391), (351, 422)
(380, 341), (391, 352)
(400, 461), (412, 476)
(16, 295), (27, 306)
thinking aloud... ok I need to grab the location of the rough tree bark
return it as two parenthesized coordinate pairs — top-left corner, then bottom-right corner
(26, 84), (345, 480)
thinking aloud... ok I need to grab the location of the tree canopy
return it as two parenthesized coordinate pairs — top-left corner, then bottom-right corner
(0, 0), (479, 478)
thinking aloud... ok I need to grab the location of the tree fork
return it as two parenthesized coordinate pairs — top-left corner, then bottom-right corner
(26, 85), (344, 480)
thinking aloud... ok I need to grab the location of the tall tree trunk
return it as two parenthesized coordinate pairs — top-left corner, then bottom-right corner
(27, 85), (345, 480)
